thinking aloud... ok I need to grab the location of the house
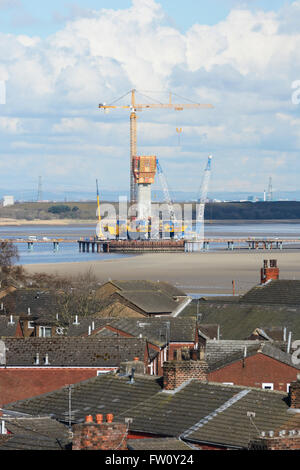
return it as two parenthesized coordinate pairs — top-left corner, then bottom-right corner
(66, 316), (202, 375)
(3, 359), (300, 450)
(179, 261), (300, 340)
(94, 280), (191, 317)
(206, 340), (300, 392)
(0, 336), (157, 404)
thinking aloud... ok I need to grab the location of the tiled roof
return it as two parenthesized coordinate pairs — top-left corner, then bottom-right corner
(0, 315), (20, 337)
(67, 317), (198, 347)
(185, 386), (293, 449)
(4, 374), (163, 424)
(3, 416), (70, 442)
(205, 340), (262, 365)
(110, 280), (187, 297)
(2, 337), (149, 367)
(178, 300), (300, 339)
(4, 373), (300, 449)
(127, 438), (192, 450)
(3, 288), (56, 318)
(0, 434), (67, 450)
(116, 291), (184, 314)
(240, 280), (300, 305)
(208, 342), (300, 372)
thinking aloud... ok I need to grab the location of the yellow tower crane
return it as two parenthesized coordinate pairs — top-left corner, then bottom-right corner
(99, 89), (213, 205)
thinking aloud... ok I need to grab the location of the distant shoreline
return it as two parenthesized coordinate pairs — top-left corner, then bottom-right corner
(1, 218), (300, 226)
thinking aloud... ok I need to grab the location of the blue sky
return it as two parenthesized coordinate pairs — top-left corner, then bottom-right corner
(0, 0), (300, 199)
(0, 0), (293, 35)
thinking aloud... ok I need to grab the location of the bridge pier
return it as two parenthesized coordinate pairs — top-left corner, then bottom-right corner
(227, 241), (234, 251)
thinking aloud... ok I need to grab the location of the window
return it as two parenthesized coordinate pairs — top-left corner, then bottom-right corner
(262, 383), (274, 390)
(28, 321), (35, 329)
(39, 326), (52, 338)
(287, 383), (291, 393)
(97, 370), (113, 376)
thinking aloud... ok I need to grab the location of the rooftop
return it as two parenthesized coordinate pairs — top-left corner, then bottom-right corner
(4, 373), (300, 449)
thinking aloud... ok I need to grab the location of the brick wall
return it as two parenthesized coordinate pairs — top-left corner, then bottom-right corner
(208, 353), (298, 392)
(289, 376), (300, 409)
(0, 368), (116, 405)
(72, 415), (128, 450)
(163, 360), (208, 391)
(249, 431), (300, 450)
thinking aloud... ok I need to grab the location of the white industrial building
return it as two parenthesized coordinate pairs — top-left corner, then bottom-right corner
(2, 195), (14, 207)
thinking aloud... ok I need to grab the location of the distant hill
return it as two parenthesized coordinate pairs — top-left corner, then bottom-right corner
(1, 200), (300, 221)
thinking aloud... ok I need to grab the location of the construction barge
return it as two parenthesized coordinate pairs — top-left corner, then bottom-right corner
(78, 239), (185, 253)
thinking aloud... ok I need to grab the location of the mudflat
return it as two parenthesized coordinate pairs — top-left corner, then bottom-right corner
(24, 250), (300, 294)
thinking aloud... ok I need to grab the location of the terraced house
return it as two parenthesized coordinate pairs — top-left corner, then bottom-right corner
(2, 358), (300, 450)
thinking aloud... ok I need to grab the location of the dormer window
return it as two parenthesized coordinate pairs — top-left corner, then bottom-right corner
(39, 326), (52, 338)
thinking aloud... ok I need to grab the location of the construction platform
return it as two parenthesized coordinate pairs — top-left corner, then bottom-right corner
(78, 239), (185, 253)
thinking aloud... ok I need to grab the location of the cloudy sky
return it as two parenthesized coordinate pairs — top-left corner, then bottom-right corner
(0, 0), (300, 199)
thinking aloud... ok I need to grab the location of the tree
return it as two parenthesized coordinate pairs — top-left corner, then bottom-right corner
(0, 242), (19, 269)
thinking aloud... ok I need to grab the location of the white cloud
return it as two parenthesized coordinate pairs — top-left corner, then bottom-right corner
(1, 0), (300, 192)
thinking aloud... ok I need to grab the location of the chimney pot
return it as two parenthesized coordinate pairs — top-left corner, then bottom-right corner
(85, 415), (93, 423)
(106, 413), (114, 423)
(96, 414), (103, 424)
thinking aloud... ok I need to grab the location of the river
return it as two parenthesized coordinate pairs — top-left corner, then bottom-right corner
(0, 221), (299, 265)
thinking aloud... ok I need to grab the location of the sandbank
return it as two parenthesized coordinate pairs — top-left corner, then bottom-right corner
(24, 250), (300, 295)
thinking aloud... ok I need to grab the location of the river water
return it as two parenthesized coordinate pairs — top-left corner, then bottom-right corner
(0, 222), (299, 265)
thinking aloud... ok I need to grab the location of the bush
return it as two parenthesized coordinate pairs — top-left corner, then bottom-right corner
(48, 205), (71, 214)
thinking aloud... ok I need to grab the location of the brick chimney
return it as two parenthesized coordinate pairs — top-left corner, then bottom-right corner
(288, 374), (300, 412)
(249, 430), (300, 450)
(260, 259), (279, 284)
(72, 414), (128, 450)
(163, 359), (208, 391)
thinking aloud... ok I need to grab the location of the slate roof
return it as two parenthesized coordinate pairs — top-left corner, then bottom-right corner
(207, 342), (300, 372)
(0, 315), (20, 337)
(240, 280), (300, 305)
(3, 374), (163, 424)
(0, 433), (67, 450)
(1, 337), (151, 367)
(179, 299), (300, 340)
(116, 290), (182, 314)
(67, 317), (198, 348)
(3, 416), (70, 442)
(205, 340), (262, 365)
(3, 288), (56, 318)
(127, 438), (192, 450)
(109, 280), (187, 298)
(4, 373), (300, 449)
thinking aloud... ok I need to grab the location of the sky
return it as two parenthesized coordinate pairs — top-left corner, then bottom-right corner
(0, 0), (300, 198)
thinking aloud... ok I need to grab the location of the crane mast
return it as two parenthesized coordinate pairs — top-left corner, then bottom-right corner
(196, 155), (212, 244)
(156, 159), (177, 222)
(99, 89), (213, 207)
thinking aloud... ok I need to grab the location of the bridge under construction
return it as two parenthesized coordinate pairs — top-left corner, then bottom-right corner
(97, 89), (214, 248)
(2, 237), (300, 253)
